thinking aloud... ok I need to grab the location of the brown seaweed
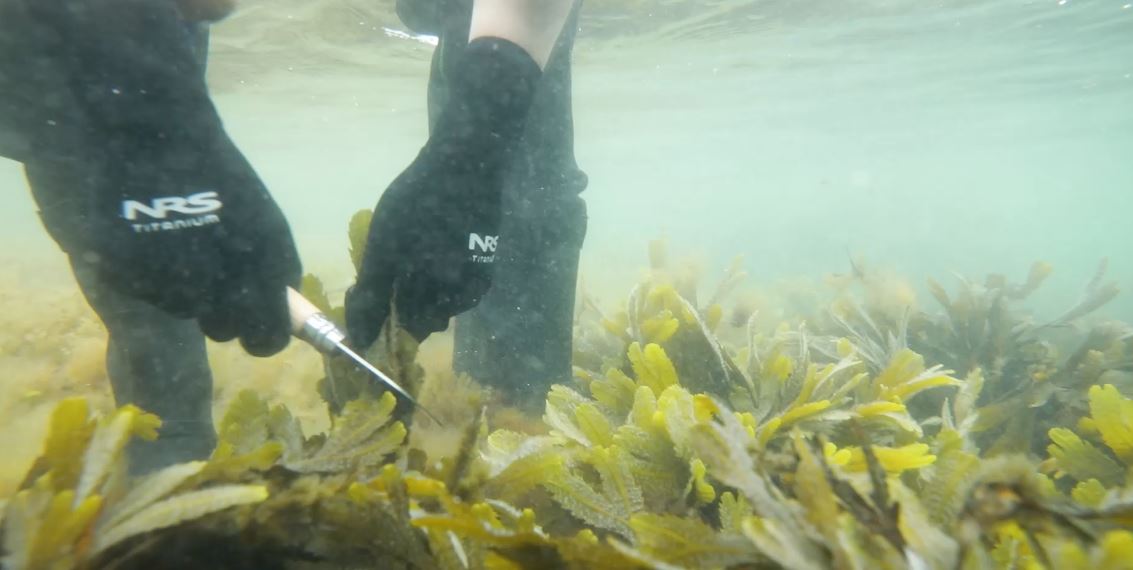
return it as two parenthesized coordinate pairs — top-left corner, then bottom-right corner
(4, 235), (1133, 570)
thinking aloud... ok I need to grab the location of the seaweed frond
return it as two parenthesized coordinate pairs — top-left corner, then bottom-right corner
(348, 209), (374, 274)
(628, 513), (755, 568)
(285, 392), (406, 474)
(92, 485), (268, 555)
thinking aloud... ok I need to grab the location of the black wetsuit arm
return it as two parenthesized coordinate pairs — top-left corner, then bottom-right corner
(1, 0), (218, 162)
(396, 0), (444, 35)
(17, 0), (274, 260)
(33, 0), (224, 153)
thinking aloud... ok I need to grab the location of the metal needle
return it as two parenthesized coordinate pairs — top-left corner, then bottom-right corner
(287, 288), (443, 426)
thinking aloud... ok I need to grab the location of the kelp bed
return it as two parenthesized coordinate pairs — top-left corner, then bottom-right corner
(3, 219), (1133, 570)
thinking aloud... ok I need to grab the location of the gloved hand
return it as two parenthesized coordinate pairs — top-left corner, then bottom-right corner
(346, 37), (542, 347)
(39, 0), (301, 356)
(395, 0), (446, 36)
(84, 135), (302, 357)
(345, 149), (504, 345)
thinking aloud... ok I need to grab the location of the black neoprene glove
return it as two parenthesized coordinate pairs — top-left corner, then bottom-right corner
(395, 0), (445, 35)
(89, 136), (301, 357)
(37, 0), (302, 356)
(345, 38), (542, 347)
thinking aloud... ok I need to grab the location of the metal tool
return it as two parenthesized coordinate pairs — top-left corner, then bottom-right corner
(287, 288), (441, 425)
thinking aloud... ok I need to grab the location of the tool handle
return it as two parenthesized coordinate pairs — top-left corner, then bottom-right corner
(287, 287), (347, 354)
(287, 287), (323, 334)
(284, 287), (442, 426)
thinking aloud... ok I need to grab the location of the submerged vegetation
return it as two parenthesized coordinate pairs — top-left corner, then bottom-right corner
(2, 217), (1133, 569)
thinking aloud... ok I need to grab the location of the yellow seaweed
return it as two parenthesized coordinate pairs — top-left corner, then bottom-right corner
(717, 492), (752, 534)
(92, 485), (269, 554)
(627, 342), (680, 396)
(825, 442), (936, 474)
(920, 429), (980, 528)
(38, 398), (94, 492)
(348, 208), (373, 274)
(76, 406), (161, 505)
(542, 460), (634, 538)
(685, 458), (716, 505)
(1089, 384), (1133, 464)
(5, 238), (1133, 570)
(629, 513), (753, 568)
(757, 400), (833, 447)
(99, 461), (206, 531)
(1096, 531), (1133, 569)
(285, 392), (406, 474)
(589, 369), (637, 417)
(484, 451), (565, 503)
(575, 403), (615, 447)
(640, 311), (680, 344)
(1071, 479), (1108, 508)
(589, 445), (644, 520)
(1047, 427), (1124, 486)
(25, 491), (102, 570)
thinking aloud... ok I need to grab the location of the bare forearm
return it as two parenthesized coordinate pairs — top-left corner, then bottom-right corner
(470, 0), (574, 69)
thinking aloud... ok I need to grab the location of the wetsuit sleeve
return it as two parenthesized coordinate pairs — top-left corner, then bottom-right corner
(23, 0), (303, 357)
(395, 0), (443, 35)
(0, 0), (78, 162)
(174, 0), (236, 22)
(30, 0), (224, 153)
